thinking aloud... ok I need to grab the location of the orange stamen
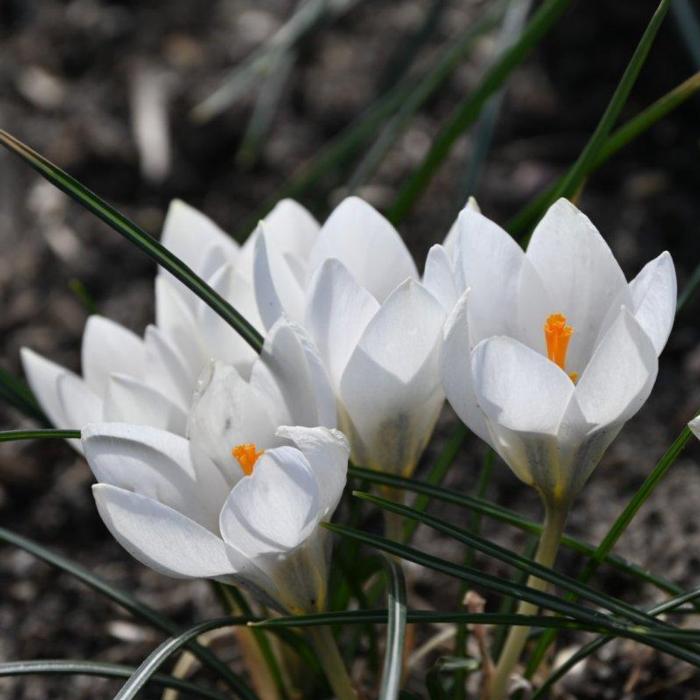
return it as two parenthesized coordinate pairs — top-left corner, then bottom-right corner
(544, 313), (574, 376)
(232, 443), (264, 476)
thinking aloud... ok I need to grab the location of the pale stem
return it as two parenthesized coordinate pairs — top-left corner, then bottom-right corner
(308, 625), (358, 700)
(487, 498), (568, 700)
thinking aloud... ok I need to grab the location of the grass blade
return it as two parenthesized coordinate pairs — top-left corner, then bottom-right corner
(388, 0), (572, 224)
(0, 660), (230, 700)
(0, 526), (256, 699)
(379, 556), (407, 700)
(0, 428), (80, 442)
(114, 617), (249, 700)
(0, 130), (263, 354)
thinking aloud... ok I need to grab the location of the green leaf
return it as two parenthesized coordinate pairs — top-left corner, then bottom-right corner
(0, 130), (263, 354)
(525, 425), (695, 677)
(388, 0), (572, 223)
(0, 660), (230, 700)
(114, 616), (251, 700)
(379, 557), (407, 700)
(0, 429), (80, 442)
(0, 526), (256, 699)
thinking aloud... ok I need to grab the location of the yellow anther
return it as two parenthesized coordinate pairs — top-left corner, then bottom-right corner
(232, 443), (264, 476)
(544, 313), (575, 377)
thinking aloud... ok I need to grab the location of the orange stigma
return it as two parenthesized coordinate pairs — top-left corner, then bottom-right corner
(544, 313), (577, 381)
(232, 443), (264, 476)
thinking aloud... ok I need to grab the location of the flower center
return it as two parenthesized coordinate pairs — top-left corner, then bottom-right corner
(231, 443), (264, 476)
(544, 313), (578, 382)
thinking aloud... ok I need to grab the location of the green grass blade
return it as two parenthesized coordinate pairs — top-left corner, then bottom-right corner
(387, 0), (572, 224)
(0, 130), (263, 354)
(672, 0), (700, 68)
(0, 660), (230, 700)
(0, 526), (256, 699)
(548, 0), (671, 203)
(379, 557), (407, 700)
(114, 617), (251, 700)
(0, 367), (48, 424)
(525, 425), (695, 677)
(402, 423), (468, 543)
(356, 492), (685, 634)
(0, 429), (80, 442)
(349, 465), (687, 598)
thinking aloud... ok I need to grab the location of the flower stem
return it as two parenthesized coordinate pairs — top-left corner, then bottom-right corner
(308, 626), (358, 700)
(487, 499), (568, 700)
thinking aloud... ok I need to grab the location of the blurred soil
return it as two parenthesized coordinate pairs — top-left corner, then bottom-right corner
(2, 0), (700, 698)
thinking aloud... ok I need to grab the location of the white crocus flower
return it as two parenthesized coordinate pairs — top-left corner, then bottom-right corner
(254, 196), (446, 476)
(20, 198), (312, 446)
(84, 422), (349, 614)
(439, 198), (676, 505)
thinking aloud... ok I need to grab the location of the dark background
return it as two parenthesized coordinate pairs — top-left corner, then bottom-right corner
(2, 1), (700, 697)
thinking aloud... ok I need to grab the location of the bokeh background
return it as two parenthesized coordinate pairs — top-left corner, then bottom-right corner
(2, 0), (700, 697)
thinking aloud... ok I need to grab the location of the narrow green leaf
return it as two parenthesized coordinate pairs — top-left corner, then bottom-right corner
(388, 0), (572, 223)
(525, 425), (695, 677)
(0, 429), (80, 442)
(0, 130), (263, 354)
(0, 526), (256, 699)
(379, 556), (407, 700)
(0, 660), (230, 700)
(114, 617), (250, 700)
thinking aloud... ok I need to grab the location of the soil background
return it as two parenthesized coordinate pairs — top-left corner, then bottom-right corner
(2, 0), (700, 698)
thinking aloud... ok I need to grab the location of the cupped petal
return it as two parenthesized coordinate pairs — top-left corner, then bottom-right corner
(423, 244), (459, 313)
(689, 415), (700, 440)
(628, 251), (676, 356)
(187, 361), (278, 482)
(304, 258), (380, 387)
(471, 335), (575, 435)
(440, 289), (491, 445)
(83, 422), (229, 531)
(525, 198), (628, 369)
(82, 316), (146, 396)
(195, 263), (261, 373)
(310, 197), (418, 302)
(93, 484), (233, 579)
(104, 373), (188, 435)
(574, 307), (658, 428)
(263, 198), (320, 258)
(21, 347), (71, 428)
(338, 280), (445, 474)
(253, 224), (306, 329)
(57, 373), (103, 428)
(219, 446), (320, 556)
(160, 199), (239, 277)
(250, 319), (337, 429)
(275, 426), (349, 519)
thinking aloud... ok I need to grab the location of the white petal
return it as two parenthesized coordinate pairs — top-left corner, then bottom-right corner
(20, 347), (71, 428)
(423, 244), (459, 313)
(628, 251), (676, 355)
(689, 416), (700, 440)
(144, 325), (197, 410)
(310, 197), (418, 302)
(93, 484), (232, 579)
(275, 426), (349, 519)
(526, 198), (628, 369)
(219, 446), (320, 556)
(83, 422), (229, 531)
(253, 224), (306, 329)
(82, 316), (146, 396)
(338, 280), (445, 474)
(574, 308), (658, 428)
(443, 196), (480, 258)
(104, 374), (188, 435)
(440, 290), (491, 444)
(160, 199), (239, 276)
(250, 319), (337, 429)
(263, 199), (320, 258)
(57, 373), (103, 428)
(187, 361), (278, 482)
(195, 263), (261, 372)
(304, 259), (379, 387)
(471, 335), (575, 435)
